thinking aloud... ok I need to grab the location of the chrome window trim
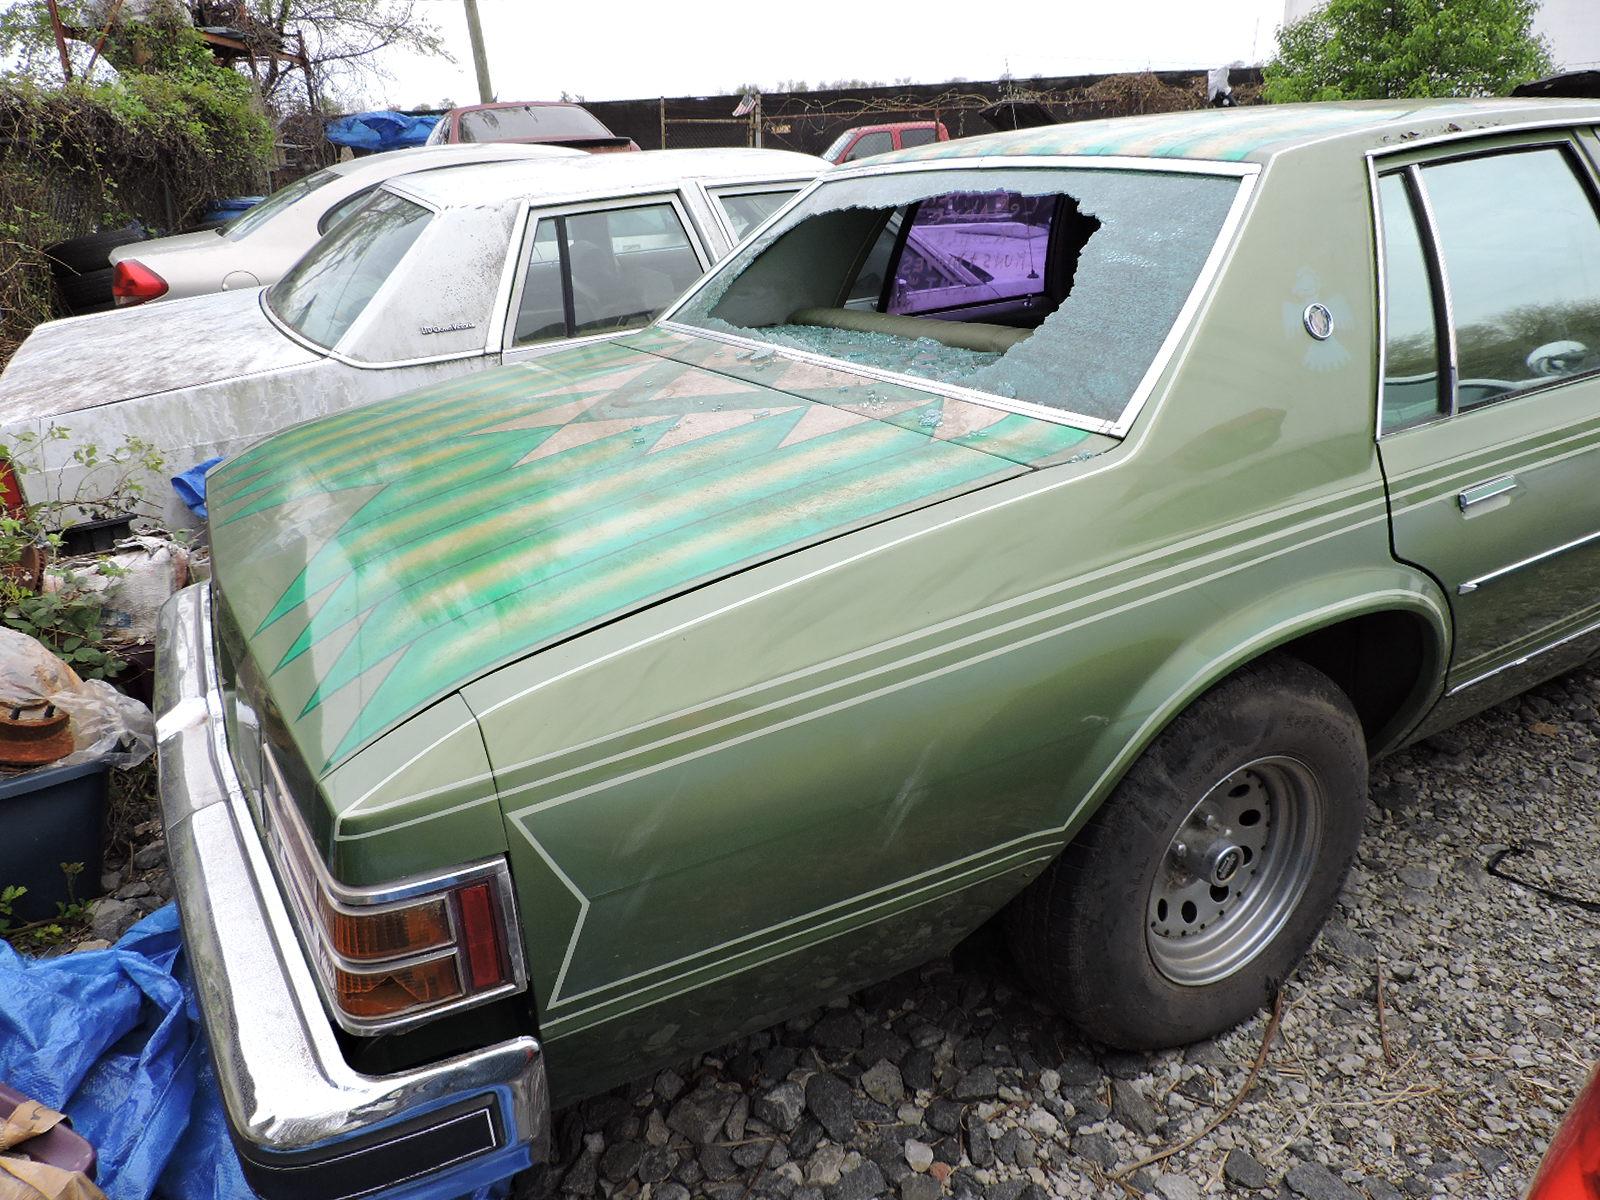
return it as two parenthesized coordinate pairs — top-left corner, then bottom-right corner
(256, 741), (528, 1037)
(500, 190), (712, 357)
(657, 159), (1260, 439)
(1405, 164), (1460, 417)
(1368, 154), (1391, 441)
(1363, 116), (1600, 162)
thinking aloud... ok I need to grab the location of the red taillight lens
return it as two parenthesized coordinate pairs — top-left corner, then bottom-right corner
(457, 881), (508, 991)
(1528, 1067), (1600, 1200)
(112, 259), (168, 305)
(0, 455), (26, 517)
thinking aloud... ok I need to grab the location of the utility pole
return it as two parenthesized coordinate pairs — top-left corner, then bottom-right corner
(462, 0), (494, 104)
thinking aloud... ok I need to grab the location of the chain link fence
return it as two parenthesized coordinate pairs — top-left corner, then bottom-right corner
(590, 68), (1262, 157)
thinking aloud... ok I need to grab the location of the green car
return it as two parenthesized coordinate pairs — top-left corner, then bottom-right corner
(155, 97), (1600, 1199)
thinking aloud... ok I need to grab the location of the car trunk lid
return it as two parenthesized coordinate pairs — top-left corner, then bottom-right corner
(206, 336), (1101, 805)
(0, 289), (318, 422)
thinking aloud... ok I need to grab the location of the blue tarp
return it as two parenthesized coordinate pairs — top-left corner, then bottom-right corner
(171, 456), (225, 521)
(0, 905), (251, 1200)
(2, 905), (515, 1200)
(325, 112), (441, 152)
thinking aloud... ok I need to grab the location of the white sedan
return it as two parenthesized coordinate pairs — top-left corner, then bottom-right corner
(1, 148), (822, 524)
(106, 142), (584, 306)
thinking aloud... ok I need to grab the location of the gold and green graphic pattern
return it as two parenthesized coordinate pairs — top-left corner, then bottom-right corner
(207, 340), (1090, 774)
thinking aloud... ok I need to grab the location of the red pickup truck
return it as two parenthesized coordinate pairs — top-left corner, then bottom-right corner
(821, 120), (950, 163)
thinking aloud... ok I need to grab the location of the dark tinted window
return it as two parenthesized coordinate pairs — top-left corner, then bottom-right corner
(1422, 147), (1600, 407)
(513, 219), (566, 344)
(571, 204), (701, 335)
(1378, 173), (1444, 433)
(458, 104), (610, 143)
(843, 131), (893, 161)
(514, 202), (702, 344)
(898, 126), (939, 148)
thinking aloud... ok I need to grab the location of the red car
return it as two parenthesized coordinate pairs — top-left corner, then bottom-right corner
(821, 120), (950, 163)
(1528, 1066), (1599, 1198)
(425, 101), (638, 152)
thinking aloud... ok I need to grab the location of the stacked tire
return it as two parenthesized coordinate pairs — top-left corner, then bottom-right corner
(44, 225), (148, 317)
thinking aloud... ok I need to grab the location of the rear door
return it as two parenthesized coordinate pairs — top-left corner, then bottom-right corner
(1375, 132), (1600, 707)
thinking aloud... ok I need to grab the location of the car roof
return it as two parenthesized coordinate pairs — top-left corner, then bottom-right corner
(326, 141), (584, 179)
(864, 98), (1600, 167)
(386, 147), (826, 207)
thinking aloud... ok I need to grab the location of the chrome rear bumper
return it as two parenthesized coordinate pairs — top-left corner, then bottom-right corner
(155, 583), (550, 1200)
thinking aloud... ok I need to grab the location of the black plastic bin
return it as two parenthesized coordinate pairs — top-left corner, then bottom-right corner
(0, 757), (109, 922)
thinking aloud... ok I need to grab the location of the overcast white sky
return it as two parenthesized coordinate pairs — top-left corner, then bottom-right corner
(375, 0), (1291, 108)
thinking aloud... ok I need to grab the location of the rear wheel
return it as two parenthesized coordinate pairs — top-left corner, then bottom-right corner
(1008, 655), (1366, 1048)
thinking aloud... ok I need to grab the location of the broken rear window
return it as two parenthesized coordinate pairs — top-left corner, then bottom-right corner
(668, 167), (1243, 429)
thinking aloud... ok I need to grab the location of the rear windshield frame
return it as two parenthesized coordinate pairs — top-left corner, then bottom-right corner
(659, 156), (1259, 438)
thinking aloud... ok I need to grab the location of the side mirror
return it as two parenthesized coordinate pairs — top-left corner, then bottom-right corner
(1526, 339), (1589, 377)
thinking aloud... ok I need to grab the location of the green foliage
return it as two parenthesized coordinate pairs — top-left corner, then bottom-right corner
(2, 585), (127, 679)
(1, 864), (92, 951)
(0, 2), (274, 364)
(0, 426), (170, 681)
(1264, 0), (1552, 102)
(0, 884), (25, 934)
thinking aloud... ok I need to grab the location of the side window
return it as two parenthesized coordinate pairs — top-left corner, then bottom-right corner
(1420, 147), (1600, 407)
(716, 190), (799, 239)
(513, 219), (566, 344)
(843, 131), (893, 162)
(318, 185), (378, 235)
(1377, 173), (1445, 433)
(898, 126), (939, 148)
(568, 203), (702, 335)
(512, 202), (704, 346)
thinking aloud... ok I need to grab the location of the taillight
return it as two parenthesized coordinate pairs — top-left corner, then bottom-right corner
(112, 259), (168, 305)
(0, 455), (26, 517)
(1528, 1067), (1600, 1200)
(258, 746), (523, 1032)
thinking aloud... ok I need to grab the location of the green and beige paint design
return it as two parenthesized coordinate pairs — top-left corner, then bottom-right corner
(206, 335), (1090, 776)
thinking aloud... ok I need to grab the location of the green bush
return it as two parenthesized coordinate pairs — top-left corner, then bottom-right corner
(0, 7), (275, 364)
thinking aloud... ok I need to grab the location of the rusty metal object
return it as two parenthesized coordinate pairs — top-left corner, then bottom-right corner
(0, 703), (73, 766)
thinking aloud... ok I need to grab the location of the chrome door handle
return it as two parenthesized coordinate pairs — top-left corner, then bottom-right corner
(1458, 475), (1518, 512)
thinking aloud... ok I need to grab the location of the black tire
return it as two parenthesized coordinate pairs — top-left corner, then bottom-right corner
(43, 225), (147, 277)
(57, 267), (115, 315)
(1007, 654), (1366, 1048)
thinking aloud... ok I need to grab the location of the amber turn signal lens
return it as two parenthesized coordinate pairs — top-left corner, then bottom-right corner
(320, 894), (452, 962)
(334, 955), (463, 1018)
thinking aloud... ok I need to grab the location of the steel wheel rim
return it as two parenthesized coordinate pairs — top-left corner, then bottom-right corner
(1145, 755), (1325, 987)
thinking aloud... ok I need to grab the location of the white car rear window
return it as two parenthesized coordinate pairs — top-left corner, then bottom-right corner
(266, 190), (432, 350)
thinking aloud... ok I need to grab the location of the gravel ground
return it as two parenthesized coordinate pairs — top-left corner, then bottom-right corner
(510, 666), (1600, 1200)
(68, 667), (1599, 1199)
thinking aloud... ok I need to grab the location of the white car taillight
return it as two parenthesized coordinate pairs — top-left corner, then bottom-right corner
(257, 744), (524, 1033)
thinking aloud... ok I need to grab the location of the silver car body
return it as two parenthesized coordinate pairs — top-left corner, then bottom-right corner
(1, 149), (824, 525)
(107, 143), (585, 304)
